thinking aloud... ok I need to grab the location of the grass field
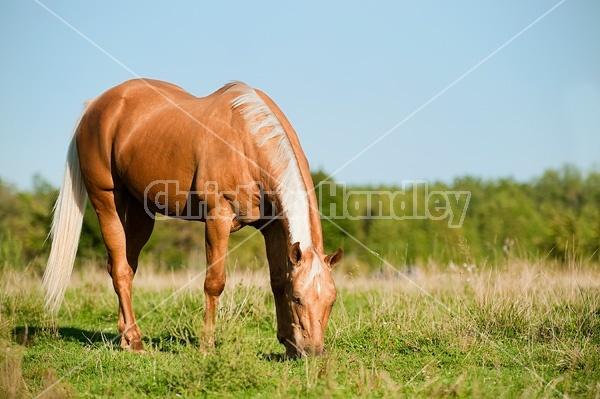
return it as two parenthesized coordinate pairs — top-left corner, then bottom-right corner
(1, 260), (599, 398)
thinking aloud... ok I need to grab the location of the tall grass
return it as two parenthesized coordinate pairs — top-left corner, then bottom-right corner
(1, 259), (598, 398)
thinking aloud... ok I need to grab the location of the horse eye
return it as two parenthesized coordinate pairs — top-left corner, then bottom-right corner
(292, 295), (301, 305)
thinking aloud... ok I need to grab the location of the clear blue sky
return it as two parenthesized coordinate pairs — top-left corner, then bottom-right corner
(1, 1), (599, 189)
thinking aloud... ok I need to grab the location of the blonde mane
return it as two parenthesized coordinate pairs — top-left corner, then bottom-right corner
(226, 82), (313, 252)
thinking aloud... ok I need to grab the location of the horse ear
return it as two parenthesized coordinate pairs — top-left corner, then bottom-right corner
(325, 248), (344, 268)
(288, 242), (303, 265)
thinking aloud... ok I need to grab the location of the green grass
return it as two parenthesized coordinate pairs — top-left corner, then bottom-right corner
(1, 261), (599, 398)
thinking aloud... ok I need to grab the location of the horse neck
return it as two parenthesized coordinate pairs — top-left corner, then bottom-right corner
(252, 90), (324, 253)
(269, 188), (324, 253)
(226, 82), (324, 253)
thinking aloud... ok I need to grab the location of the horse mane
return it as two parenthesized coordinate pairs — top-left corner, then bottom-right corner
(226, 82), (313, 252)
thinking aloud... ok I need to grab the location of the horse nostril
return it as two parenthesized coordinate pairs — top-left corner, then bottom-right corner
(309, 345), (324, 356)
(277, 333), (287, 344)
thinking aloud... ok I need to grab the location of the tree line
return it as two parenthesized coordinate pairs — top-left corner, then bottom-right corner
(1, 165), (598, 273)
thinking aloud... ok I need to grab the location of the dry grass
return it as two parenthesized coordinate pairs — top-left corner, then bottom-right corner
(1, 259), (598, 398)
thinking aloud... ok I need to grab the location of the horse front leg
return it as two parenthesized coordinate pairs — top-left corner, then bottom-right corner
(202, 210), (232, 350)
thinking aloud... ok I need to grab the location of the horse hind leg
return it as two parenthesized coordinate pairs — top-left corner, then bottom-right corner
(120, 196), (155, 347)
(124, 196), (155, 278)
(88, 188), (147, 352)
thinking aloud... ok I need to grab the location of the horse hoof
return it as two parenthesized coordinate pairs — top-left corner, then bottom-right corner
(121, 340), (145, 353)
(129, 340), (145, 353)
(199, 342), (215, 355)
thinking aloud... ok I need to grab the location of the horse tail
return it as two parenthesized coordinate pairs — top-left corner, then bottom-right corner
(42, 115), (89, 314)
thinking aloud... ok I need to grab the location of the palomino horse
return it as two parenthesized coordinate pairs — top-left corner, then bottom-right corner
(43, 79), (343, 357)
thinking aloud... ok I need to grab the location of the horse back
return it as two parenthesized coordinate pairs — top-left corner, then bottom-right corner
(76, 79), (260, 219)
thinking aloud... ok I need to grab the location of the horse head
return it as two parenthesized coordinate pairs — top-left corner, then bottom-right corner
(276, 242), (343, 357)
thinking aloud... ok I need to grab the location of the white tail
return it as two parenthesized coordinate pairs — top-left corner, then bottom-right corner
(42, 133), (88, 314)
